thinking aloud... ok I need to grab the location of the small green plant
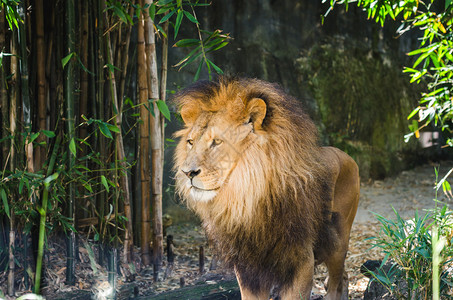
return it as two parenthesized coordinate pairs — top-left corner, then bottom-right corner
(368, 207), (453, 299)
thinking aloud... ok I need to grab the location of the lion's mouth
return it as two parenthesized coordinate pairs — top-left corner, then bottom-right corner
(188, 184), (219, 202)
(190, 185), (219, 192)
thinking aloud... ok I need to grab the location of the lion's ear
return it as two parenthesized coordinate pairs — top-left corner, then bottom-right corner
(180, 103), (201, 126)
(246, 98), (267, 130)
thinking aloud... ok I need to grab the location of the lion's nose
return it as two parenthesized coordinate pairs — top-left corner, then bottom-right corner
(183, 168), (201, 179)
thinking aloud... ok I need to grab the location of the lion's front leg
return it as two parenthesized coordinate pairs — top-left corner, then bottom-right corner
(234, 267), (270, 300)
(279, 253), (314, 300)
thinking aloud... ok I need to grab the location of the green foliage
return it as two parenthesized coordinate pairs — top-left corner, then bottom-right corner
(325, 0), (453, 146)
(0, 0), (21, 30)
(143, 0), (231, 81)
(367, 207), (453, 299)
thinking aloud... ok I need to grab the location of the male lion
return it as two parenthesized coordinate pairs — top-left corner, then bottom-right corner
(173, 77), (360, 300)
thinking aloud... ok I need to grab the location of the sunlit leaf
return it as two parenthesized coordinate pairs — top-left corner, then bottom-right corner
(61, 52), (74, 68)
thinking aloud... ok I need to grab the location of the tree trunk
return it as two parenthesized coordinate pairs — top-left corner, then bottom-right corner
(143, 0), (163, 274)
(65, 0), (76, 286)
(137, 0), (151, 266)
(35, 0), (46, 171)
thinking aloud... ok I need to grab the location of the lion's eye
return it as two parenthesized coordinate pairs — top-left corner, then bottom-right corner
(211, 138), (223, 147)
(187, 139), (194, 146)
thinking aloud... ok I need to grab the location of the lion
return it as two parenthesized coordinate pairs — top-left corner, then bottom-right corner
(173, 77), (360, 300)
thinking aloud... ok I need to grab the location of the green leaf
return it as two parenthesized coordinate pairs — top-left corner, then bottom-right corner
(407, 107), (420, 120)
(41, 130), (56, 138)
(29, 132), (40, 144)
(194, 60), (203, 81)
(84, 183), (93, 193)
(106, 123), (120, 133)
(69, 138), (77, 157)
(157, 0), (174, 5)
(442, 180), (451, 194)
(61, 52), (74, 69)
(174, 39), (200, 47)
(101, 175), (109, 193)
(44, 173), (59, 187)
(183, 10), (198, 24)
(156, 100), (171, 121)
(19, 178), (24, 194)
(149, 3), (156, 21)
(207, 59), (223, 74)
(1, 189), (10, 219)
(159, 10), (174, 24)
(99, 123), (113, 139)
(106, 63), (120, 73)
(113, 6), (128, 24)
(174, 9), (184, 39)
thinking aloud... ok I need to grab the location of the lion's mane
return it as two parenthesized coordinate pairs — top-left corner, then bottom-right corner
(173, 77), (337, 293)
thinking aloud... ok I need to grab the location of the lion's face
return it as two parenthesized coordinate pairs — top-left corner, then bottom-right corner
(175, 97), (267, 202)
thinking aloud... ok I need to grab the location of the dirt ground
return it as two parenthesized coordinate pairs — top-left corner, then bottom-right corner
(1, 162), (451, 299)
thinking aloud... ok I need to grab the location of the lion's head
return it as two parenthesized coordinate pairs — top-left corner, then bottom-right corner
(174, 77), (324, 227)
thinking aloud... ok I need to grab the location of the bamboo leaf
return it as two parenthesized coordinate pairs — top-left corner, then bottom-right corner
(29, 132), (40, 144)
(41, 130), (56, 138)
(157, 0), (174, 5)
(101, 175), (109, 193)
(156, 100), (171, 121)
(174, 9), (184, 38)
(174, 45), (201, 67)
(69, 138), (76, 157)
(1, 189), (10, 219)
(174, 39), (200, 47)
(61, 52), (75, 69)
(407, 107), (420, 120)
(44, 173), (59, 187)
(99, 123), (113, 139)
(149, 3), (156, 21)
(183, 10), (198, 24)
(207, 59), (223, 74)
(106, 123), (120, 133)
(194, 60), (203, 81)
(159, 10), (174, 24)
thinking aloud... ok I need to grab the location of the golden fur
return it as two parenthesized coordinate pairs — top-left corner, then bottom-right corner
(173, 77), (360, 300)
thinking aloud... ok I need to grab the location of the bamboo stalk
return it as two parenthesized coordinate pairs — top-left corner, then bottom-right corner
(34, 137), (60, 294)
(96, 0), (107, 266)
(0, 7), (8, 165)
(7, 17), (17, 298)
(35, 0), (46, 171)
(104, 10), (134, 264)
(79, 0), (89, 151)
(17, 1), (33, 290)
(137, 0), (151, 266)
(65, 0), (76, 286)
(118, 3), (134, 104)
(144, 0), (163, 274)
(159, 15), (169, 168)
